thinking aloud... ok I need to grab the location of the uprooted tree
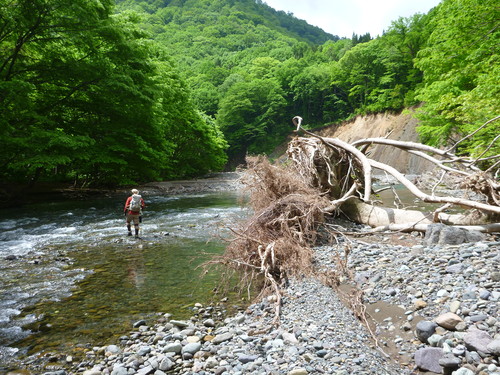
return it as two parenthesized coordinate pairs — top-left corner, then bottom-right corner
(213, 115), (500, 325)
(289, 116), (500, 233)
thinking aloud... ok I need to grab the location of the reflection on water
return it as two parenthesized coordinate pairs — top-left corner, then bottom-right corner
(374, 183), (463, 214)
(0, 191), (248, 369)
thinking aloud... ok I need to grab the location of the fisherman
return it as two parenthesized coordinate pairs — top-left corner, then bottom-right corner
(124, 189), (145, 238)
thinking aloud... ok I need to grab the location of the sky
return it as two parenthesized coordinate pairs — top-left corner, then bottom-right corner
(263, 0), (442, 38)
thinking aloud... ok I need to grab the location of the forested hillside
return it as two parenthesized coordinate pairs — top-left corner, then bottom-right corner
(1, 0), (498, 188)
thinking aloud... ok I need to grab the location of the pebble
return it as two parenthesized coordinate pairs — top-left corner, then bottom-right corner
(435, 312), (463, 330)
(31, 236), (499, 375)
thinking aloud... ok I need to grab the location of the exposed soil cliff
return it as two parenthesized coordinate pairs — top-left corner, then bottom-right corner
(312, 110), (434, 175)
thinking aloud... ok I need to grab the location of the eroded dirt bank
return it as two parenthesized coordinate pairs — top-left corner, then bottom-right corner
(314, 110), (433, 175)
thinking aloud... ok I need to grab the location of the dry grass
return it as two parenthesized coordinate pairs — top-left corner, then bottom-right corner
(212, 156), (333, 307)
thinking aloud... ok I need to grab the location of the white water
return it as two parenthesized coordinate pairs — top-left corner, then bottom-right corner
(0, 190), (248, 369)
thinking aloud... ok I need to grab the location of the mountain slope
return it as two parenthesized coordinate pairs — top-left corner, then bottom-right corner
(116, 0), (339, 45)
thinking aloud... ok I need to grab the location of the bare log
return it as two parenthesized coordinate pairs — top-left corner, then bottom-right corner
(289, 117), (500, 231)
(371, 222), (500, 233)
(369, 159), (500, 215)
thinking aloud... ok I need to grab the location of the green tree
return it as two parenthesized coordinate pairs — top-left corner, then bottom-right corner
(0, 0), (227, 186)
(290, 63), (332, 125)
(382, 13), (431, 106)
(216, 77), (287, 165)
(414, 0), (500, 159)
(0, 0), (119, 184)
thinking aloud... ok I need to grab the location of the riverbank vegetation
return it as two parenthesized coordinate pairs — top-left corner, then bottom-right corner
(1, 0), (498, 188)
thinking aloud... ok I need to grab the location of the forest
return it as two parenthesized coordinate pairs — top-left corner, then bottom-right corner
(0, 0), (498, 187)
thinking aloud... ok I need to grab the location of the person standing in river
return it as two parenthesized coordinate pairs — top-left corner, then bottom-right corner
(124, 189), (145, 238)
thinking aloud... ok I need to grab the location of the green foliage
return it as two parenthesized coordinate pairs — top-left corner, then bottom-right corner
(113, 0), (344, 160)
(0, 0), (227, 186)
(216, 76), (287, 163)
(115, 0), (500, 170)
(2, 0), (497, 184)
(414, 0), (500, 159)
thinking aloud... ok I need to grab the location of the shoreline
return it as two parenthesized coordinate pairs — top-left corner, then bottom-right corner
(0, 172), (244, 209)
(15, 230), (499, 375)
(5, 173), (500, 374)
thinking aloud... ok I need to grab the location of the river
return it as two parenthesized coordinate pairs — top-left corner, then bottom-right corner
(0, 189), (248, 372)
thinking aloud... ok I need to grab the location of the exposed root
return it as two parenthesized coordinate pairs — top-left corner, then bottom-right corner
(318, 252), (389, 358)
(211, 156), (336, 324)
(339, 287), (390, 358)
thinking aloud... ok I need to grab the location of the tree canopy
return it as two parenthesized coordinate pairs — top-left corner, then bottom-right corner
(414, 0), (500, 163)
(0, 0), (227, 187)
(1, 0), (498, 188)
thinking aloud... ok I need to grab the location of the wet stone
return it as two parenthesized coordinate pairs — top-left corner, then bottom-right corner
(133, 320), (147, 328)
(439, 353), (461, 369)
(416, 321), (438, 343)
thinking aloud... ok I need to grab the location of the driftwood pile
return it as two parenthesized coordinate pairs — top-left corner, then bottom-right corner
(290, 116), (500, 233)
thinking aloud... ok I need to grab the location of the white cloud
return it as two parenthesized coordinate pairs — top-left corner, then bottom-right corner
(264, 0), (441, 38)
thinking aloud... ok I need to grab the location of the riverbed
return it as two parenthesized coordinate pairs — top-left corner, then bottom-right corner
(0, 189), (248, 372)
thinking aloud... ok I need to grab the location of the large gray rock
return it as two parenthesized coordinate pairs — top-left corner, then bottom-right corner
(486, 339), (500, 356)
(136, 365), (154, 375)
(137, 345), (151, 356)
(414, 347), (444, 373)
(105, 345), (122, 356)
(423, 224), (485, 246)
(237, 354), (259, 363)
(438, 353), (461, 369)
(110, 366), (128, 375)
(181, 342), (202, 355)
(159, 357), (174, 371)
(169, 319), (189, 328)
(416, 320), (438, 343)
(212, 332), (234, 344)
(464, 328), (492, 353)
(162, 342), (182, 354)
(452, 368), (474, 375)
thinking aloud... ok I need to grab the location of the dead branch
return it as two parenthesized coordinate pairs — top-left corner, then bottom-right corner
(352, 137), (482, 171)
(211, 156), (336, 325)
(289, 116), (500, 230)
(447, 115), (500, 153)
(211, 115), (499, 329)
(323, 183), (359, 213)
(369, 159), (500, 214)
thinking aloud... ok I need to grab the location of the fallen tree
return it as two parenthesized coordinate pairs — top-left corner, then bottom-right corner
(212, 115), (499, 327)
(290, 115), (500, 233)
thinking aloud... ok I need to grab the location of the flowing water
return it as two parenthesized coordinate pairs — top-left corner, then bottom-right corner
(0, 190), (248, 371)
(0, 181), (454, 372)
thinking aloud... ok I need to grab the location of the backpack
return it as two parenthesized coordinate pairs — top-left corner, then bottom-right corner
(129, 194), (142, 212)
